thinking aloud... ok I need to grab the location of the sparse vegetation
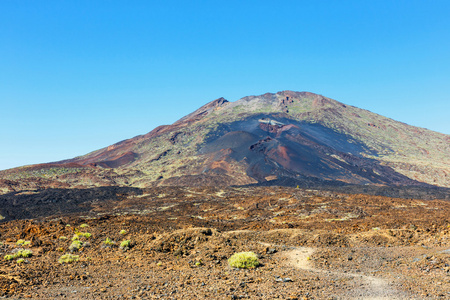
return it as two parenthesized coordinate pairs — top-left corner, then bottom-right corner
(58, 254), (79, 264)
(228, 251), (260, 269)
(80, 223), (89, 228)
(1, 166), (84, 181)
(17, 249), (33, 258)
(104, 237), (115, 246)
(119, 240), (131, 250)
(73, 230), (91, 239)
(69, 240), (83, 252)
(4, 254), (15, 261)
(0, 185), (448, 298)
(4, 249), (33, 261)
(16, 258), (25, 264)
(119, 230), (127, 235)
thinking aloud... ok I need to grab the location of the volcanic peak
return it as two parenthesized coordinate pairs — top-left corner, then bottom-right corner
(174, 97), (230, 125)
(1, 90), (449, 191)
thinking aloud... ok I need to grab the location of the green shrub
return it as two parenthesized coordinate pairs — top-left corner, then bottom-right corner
(119, 240), (131, 250)
(16, 258), (25, 264)
(4, 249), (33, 260)
(228, 252), (260, 269)
(80, 224), (89, 228)
(58, 254), (79, 264)
(73, 231), (91, 239)
(69, 240), (83, 252)
(17, 249), (33, 258)
(104, 238), (115, 246)
(16, 240), (31, 246)
(119, 230), (127, 235)
(59, 236), (67, 240)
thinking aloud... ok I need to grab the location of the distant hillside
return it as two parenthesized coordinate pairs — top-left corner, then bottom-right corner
(1, 91), (449, 194)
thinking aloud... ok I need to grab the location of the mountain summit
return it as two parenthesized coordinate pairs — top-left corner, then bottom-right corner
(1, 91), (449, 192)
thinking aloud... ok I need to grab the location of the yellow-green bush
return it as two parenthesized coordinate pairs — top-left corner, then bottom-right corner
(4, 249), (33, 261)
(119, 240), (131, 250)
(17, 249), (33, 258)
(16, 258), (25, 264)
(69, 240), (83, 252)
(58, 254), (79, 264)
(104, 237), (115, 246)
(228, 252), (260, 269)
(73, 231), (91, 239)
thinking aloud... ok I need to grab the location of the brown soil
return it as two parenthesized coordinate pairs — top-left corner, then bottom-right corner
(0, 186), (449, 299)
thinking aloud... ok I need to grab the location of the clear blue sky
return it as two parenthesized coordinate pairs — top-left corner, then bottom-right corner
(1, 1), (449, 170)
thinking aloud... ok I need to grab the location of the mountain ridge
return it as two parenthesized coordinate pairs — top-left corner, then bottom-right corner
(1, 90), (449, 193)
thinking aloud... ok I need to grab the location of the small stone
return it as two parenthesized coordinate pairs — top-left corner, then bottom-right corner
(266, 248), (277, 254)
(275, 277), (293, 282)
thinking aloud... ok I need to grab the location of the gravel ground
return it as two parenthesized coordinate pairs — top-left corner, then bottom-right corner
(0, 187), (449, 299)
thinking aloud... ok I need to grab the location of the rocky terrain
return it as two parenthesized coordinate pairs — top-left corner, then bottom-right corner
(1, 91), (449, 191)
(0, 186), (449, 299)
(1, 91), (449, 299)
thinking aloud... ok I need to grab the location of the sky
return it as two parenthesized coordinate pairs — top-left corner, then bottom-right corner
(1, 0), (449, 171)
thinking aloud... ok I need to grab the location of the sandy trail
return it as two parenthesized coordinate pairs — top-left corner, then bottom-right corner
(285, 247), (415, 300)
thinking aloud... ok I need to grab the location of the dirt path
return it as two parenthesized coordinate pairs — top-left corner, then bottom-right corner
(286, 247), (416, 300)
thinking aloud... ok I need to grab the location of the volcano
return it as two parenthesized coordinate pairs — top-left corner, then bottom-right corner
(1, 91), (450, 299)
(1, 91), (449, 192)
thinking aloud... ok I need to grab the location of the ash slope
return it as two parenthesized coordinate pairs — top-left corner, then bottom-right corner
(1, 91), (449, 192)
